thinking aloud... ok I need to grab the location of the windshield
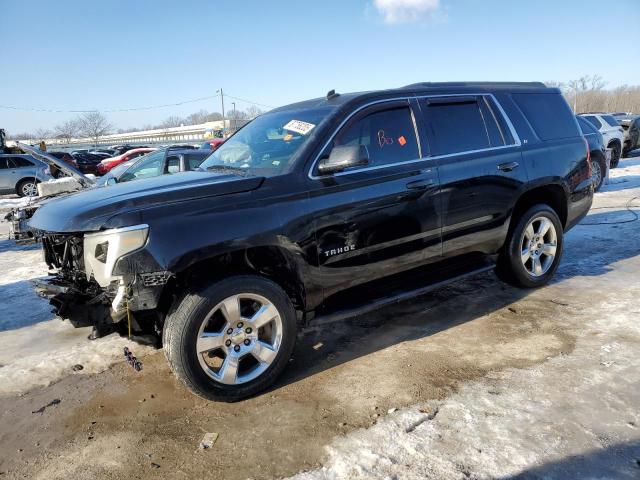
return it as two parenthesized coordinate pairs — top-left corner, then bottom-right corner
(199, 107), (334, 176)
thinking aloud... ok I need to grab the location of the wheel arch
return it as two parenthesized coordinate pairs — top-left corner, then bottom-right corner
(509, 184), (568, 234)
(159, 245), (308, 321)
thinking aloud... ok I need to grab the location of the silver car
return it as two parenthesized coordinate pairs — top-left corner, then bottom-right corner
(0, 154), (54, 196)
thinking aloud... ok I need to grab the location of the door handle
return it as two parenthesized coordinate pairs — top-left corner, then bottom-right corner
(406, 178), (436, 190)
(498, 161), (519, 172)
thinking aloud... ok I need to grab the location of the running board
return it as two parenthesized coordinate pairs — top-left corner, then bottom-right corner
(309, 260), (495, 328)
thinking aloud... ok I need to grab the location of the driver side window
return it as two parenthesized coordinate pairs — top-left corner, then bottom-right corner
(334, 106), (420, 168)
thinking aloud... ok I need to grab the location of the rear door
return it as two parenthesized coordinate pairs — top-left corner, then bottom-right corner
(417, 95), (527, 257)
(0, 157), (11, 189)
(306, 99), (442, 300)
(7, 156), (36, 187)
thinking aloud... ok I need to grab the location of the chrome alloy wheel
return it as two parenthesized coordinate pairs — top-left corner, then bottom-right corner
(22, 182), (37, 197)
(520, 216), (558, 277)
(591, 160), (602, 189)
(196, 293), (283, 385)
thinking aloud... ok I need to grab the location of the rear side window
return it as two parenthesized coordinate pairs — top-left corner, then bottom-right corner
(577, 116), (597, 135)
(602, 115), (620, 127)
(583, 115), (602, 129)
(512, 93), (579, 141)
(9, 157), (34, 168)
(422, 98), (491, 155)
(335, 106), (420, 167)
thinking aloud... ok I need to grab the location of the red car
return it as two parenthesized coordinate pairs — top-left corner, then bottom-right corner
(199, 138), (225, 151)
(96, 148), (156, 175)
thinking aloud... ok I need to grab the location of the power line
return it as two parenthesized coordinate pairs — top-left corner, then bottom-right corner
(0, 92), (274, 114)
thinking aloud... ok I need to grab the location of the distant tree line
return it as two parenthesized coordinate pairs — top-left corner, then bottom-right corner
(548, 75), (640, 114)
(8, 105), (264, 143)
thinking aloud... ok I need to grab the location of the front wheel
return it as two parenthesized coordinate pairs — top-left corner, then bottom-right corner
(496, 204), (564, 288)
(16, 179), (38, 197)
(164, 275), (297, 401)
(591, 155), (605, 192)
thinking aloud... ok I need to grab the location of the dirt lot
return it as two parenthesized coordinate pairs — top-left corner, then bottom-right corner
(1, 157), (639, 479)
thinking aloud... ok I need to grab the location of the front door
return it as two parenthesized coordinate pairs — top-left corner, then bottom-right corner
(306, 100), (442, 301)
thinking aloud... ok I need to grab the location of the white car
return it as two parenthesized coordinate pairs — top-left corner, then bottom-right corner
(578, 113), (625, 167)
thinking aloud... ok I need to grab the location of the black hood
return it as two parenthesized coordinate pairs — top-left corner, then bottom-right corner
(29, 170), (264, 233)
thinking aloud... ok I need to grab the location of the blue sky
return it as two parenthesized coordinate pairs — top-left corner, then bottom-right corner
(1, 0), (638, 132)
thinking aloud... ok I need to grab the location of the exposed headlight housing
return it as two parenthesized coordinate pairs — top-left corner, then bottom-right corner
(83, 224), (149, 287)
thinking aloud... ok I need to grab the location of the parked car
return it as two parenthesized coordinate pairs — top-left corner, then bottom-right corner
(110, 145), (149, 156)
(96, 147), (156, 175)
(48, 151), (77, 178)
(0, 154), (54, 196)
(200, 138), (225, 151)
(70, 152), (105, 175)
(31, 82), (593, 401)
(96, 148), (210, 186)
(576, 116), (608, 191)
(578, 113), (624, 167)
(616, 115), (640, 157)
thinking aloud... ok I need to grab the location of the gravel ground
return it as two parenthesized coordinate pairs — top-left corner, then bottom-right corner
(0, 155), (639, 479)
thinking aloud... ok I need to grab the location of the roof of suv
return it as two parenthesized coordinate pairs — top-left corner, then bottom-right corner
(272, 81), (555, 113)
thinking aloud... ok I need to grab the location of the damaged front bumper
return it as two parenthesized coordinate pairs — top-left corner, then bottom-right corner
(35, 226), (172, 335)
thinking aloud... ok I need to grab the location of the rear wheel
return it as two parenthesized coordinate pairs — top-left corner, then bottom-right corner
(609, 143), (621, 167)
(497, 204), (564, 288)
(591, 155), (605, 192)
(16, 179), (38, 197)
(164, 275), (297, 401)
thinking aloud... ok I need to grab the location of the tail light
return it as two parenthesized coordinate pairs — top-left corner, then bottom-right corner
(583, 137), (592, 178)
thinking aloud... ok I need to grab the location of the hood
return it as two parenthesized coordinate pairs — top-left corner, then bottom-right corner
(17, 143), (95, 188)
(29, 170), (264, 233)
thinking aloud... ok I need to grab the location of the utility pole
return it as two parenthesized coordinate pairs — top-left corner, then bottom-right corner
(217, 89), (226, 138)
(232, 102), (237, 133)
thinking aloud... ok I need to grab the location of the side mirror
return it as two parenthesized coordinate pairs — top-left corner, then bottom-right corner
(105, 177), (117, 186)
(317, 145), (369, 175)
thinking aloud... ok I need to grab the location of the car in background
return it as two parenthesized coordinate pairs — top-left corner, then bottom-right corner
(110, 145), (149, 156)
(96, 147), (156, 175)
(0, 154), (54, 196)
(199, 138), (225, 151)
(576, 116), (608, 191)
(70, 152), (105, 175)
(616, 115), (640, 157)
(96, 148), (211, 186)
(578, 113), (624, 167)
(47, 151), (77, 178)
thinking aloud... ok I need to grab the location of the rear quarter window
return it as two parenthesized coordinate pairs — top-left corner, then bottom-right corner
(9, 157), (35, 168)
(512, 93), (579, 141)
(603, 115), (621, 127)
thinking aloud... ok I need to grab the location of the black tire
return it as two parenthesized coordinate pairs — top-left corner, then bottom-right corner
(609, 143), (621, 167)
(16, 179), (37, 197)
(496, 204), (564, 289)
(591, 154), (605, 192)
(163, 275), (297, 401)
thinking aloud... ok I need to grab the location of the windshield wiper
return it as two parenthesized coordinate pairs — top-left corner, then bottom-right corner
(204, 165), (251, 177)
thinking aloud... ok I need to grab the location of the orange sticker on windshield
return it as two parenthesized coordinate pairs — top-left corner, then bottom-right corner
(283, 134), (293, 142)
(398, 136), (407, 146)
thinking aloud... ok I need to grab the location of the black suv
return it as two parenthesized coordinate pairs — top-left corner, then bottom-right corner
(30, 82), (593, 401)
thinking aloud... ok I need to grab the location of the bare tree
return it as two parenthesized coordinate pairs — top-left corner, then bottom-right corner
(160, 116), (184, 128)
(78, 111), (113, 144)
(33, 128), (52, 141)
(244, 105), (263, 119)
(54, 119), (81, 143)
(9, 132), (34, 141)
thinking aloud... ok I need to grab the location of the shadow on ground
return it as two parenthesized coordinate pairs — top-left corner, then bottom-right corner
(508, 440), (640, 479)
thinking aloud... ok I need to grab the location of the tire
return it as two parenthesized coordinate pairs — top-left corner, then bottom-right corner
(163, 275), (297, 401)
(496, 204), (564, 289)
(609, 143), (621, 167)
(591, 154), (605, 192)
(16, 179), (38, 197)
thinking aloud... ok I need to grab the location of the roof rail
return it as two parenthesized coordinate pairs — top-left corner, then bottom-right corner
(402, 81), (547, 89)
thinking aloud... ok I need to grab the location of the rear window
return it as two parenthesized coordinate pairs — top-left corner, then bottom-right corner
(602, 115), (620, 127)
(583, 115), (602, 129)
(512, 93), (579, 141)
(577, 116), (597, 135)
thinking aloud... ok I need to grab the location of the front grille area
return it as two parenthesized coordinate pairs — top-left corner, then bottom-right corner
(42, 234), (84, 271)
